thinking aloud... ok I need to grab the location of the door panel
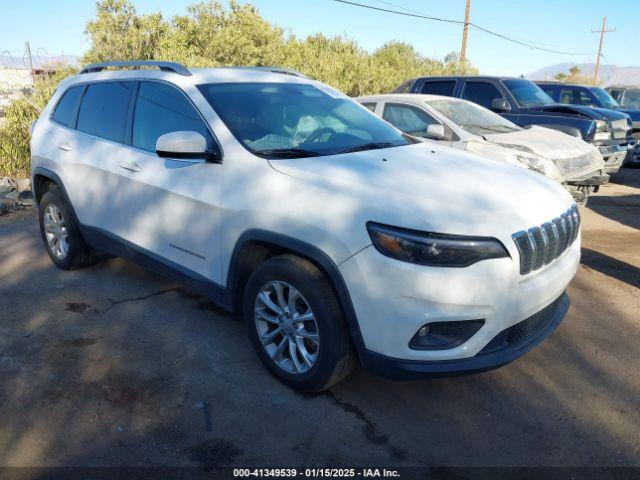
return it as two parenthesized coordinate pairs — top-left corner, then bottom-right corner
(112, 151), (223, 283)
(60, 81), (135, 236)
(111, 80), (224, 283)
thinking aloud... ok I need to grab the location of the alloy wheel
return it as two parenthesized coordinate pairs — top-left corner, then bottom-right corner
(43, 203), (69, 260)
(254, 280), (320, 374)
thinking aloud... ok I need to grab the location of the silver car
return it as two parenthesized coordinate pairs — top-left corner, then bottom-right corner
(358, 94), (608, 205)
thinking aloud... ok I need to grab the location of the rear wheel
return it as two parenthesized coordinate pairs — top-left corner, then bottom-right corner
(243, 255), (355, 392)
(38, 187), (96, 270)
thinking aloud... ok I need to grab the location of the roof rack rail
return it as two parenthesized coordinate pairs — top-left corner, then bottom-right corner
(227, 66), (309, 79)
(79, 61), (191, 76)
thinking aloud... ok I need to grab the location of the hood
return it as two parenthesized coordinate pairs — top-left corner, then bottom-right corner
(618, 108), (640, 122)
(268, 143), (574, 242)
(529, 103), (628, 121)
(588, 106), (631, 121)
(483, 126), (605, 181)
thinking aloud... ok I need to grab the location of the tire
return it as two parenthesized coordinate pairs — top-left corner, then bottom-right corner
(38, 186), (96, 270)
(243, 254), (355, 392)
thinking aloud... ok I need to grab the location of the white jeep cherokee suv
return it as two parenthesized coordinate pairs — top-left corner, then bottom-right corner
(31, 61), (580, 391)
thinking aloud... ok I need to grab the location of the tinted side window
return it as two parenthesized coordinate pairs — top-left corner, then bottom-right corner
(540, 86), (558, 101)
(461, 82), (503, 109)
(383, 103), (438, 135)
(360, 102), (377, 112)
(608, 89), (622, 101)
(77, 82), (134, 143)
(393, 80), (414, 94)
(133, 82), (214, 153)
(51, 85), (84, 128)
(560, 88), (595, 106)
(420, 81), (456, 96)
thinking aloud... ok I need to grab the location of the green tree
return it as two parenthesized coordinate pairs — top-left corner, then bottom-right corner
(0, 68), (77, 177)
(1, 0), (480, 177)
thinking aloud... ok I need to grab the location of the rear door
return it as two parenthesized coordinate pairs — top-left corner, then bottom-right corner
(113, 80), (224, 283)
(59, 80), (136, 235)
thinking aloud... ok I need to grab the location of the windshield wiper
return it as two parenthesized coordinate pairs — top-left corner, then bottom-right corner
(482, 126), (518, 133)
(338, 142), (397, 154)
(257, 148), (320, 158)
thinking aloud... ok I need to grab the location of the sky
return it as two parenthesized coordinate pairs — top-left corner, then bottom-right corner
(2, 0), (639, 76)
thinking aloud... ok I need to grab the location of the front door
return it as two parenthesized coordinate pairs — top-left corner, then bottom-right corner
(112, 80), (224, 284)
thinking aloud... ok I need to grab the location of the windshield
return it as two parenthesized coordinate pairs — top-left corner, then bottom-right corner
(197, 82), (410, 157)
(503, 79), (555, 107)
(426, 98), (521, 135)
(590, 87), (620, 109)
(621, 89), (640, 109)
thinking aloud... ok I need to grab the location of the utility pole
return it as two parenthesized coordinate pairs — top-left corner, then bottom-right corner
(591, 17), (615, 85)
(24, 41), (35, 85)
(460, 0), (471, 68)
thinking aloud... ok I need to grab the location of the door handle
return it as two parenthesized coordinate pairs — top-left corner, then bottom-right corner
(119, 161), (142, 173)
(57, 143), (72, 151)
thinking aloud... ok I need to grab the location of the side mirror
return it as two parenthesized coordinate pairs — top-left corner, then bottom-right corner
(156, 131), (221, 163)
(425, 124), (446, 140)
(491, 98), (511, 113)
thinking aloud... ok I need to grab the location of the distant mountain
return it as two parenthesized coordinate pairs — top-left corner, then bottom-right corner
(0, 55), (78, 70)
(526, 62), (640, 87)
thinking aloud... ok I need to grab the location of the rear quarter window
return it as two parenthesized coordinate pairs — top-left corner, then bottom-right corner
(51, 85), (84, 128)
(76, 81), (134, 143)
(360, 102), (377, 112)
(393, 80), (414, 94)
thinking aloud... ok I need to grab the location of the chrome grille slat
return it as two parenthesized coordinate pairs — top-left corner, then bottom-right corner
(552, 218), (565, 254)
(512, 205), (580, 275)
(529, 227), (546, 271)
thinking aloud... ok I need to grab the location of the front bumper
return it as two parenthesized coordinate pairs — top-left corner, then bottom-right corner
(598, 144), (628, 173)
(566, 173), (609, 187)
(340, 233), (580, 367)
(359, 293), (569, 379)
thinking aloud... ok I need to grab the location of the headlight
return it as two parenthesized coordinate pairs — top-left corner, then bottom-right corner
(593, 120), (611, 140)
(516, 154), (562, 181)
(367, 223), (509, 267)
(491, 143), (562, 181)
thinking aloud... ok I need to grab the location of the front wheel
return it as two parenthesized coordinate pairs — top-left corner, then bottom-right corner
(243, 255), (355, 392)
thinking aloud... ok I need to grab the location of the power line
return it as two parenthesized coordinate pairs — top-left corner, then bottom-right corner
(371, 0), (588, 52)
(333, 0), (596, 56)
(334, 0), (463, 25)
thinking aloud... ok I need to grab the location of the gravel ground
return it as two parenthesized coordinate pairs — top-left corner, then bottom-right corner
(0, 169), (638, 469)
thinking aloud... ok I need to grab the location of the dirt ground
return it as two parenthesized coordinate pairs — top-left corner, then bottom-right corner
(0, 169), (638, 470)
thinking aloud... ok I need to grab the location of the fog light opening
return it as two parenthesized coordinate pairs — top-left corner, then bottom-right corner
(409, 320), (485, 351)
(418, 326), (430, 337)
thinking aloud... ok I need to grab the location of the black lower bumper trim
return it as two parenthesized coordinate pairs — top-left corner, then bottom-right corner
(360, 293), (570, 380)
(567, 174), (609, 186)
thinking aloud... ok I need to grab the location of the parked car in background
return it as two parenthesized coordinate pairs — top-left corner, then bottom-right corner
(606, 85), (640, 110)
(31, 61), (580, 391)
(537, 82), (640, 167)
(394, 76), (633, 174)
(357, 94), (607, 205)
